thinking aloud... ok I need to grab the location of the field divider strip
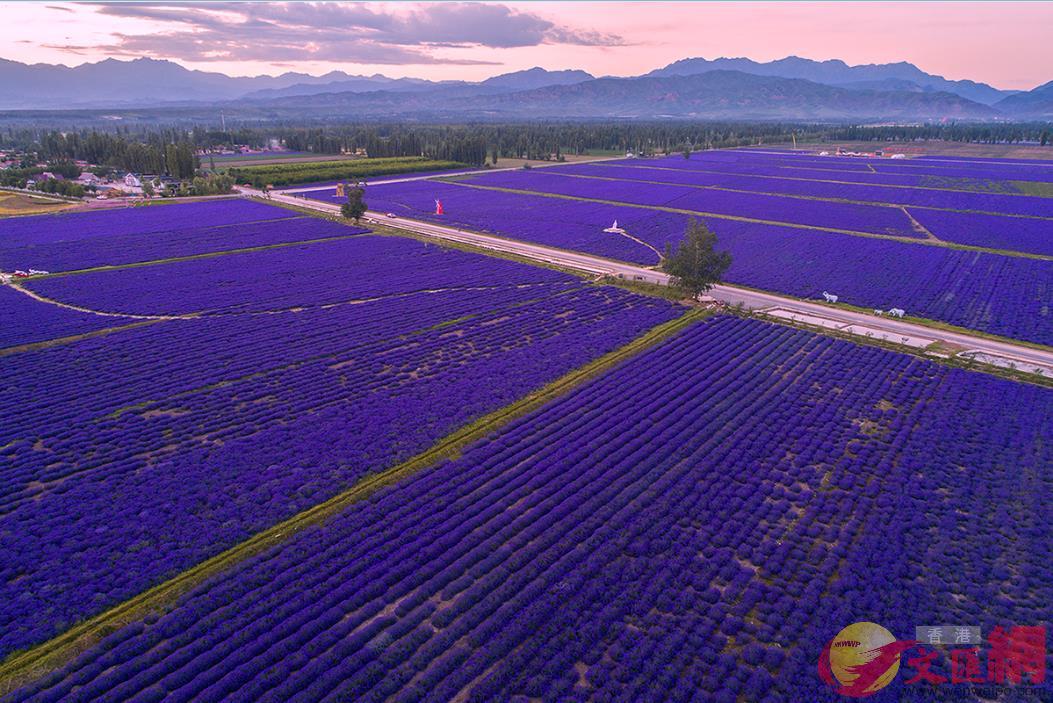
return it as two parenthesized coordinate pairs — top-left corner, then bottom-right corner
(0, 320), (166, 358)
(0, 307), (705, 696)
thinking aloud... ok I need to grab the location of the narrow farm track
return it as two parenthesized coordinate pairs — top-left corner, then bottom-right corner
(901, 207), (939, 241)
(7, 283), (193, 321)
(0, 309), (705, 696)
(615, 228), (663, 262)
(255, 190), (1053, 379)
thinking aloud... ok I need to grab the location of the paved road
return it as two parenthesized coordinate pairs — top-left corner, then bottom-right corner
(246, 187), (1053, 378)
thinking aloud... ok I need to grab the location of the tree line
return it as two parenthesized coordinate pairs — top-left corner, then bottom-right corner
(3, 121), (1049, 176)
(5, 129), (199, 178)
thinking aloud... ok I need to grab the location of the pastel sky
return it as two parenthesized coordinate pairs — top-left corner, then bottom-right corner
(4, 1), (1051, 90)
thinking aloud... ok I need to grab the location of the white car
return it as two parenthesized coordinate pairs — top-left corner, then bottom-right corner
(386, 212), (397, 218)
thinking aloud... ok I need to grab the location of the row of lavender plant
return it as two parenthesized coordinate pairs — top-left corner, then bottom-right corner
(1, 216), (369, 273)
(0, 285), (123, 349)
(705, 218), (1053, 346)
(559, 162), (1053, 219)
(0, 257), (678, 656)
(11, 315), (1050, 703)
(360, 180), (1051, 344)
(640, 158), (1032, 195)
(671, 149), (1053, 183)
(593, 154), (1004, 187)
(26, 235), (570, 316)
(624, 152), (1053, 198)
(907, 208), (1053, 257)
(1, 200), (295, 259)
(462, 171), (922, 237)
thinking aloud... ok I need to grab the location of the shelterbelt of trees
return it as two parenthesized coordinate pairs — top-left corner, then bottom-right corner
(3, 122), (1049, 176)
(228, 157), (466, 187)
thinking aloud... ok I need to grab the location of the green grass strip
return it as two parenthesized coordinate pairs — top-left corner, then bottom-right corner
(0, 307), (705, 696)
(0, 320), (165, 358)
(1011, 181), (1053, 198)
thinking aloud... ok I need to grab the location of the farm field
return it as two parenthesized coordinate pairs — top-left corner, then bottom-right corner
(787, 141), (1053, 161)
(551, 162), (1053, 217)
(0, 192), (74, 217)
(0, 198), (680, 657)
(338, 150), (1053, 345)
(0, 199), (348, 273)
(228, 156), (467, 187)
(8, 315), (1050, 702)
(275, 167), (485, 192)
(0, 285), (125, 349)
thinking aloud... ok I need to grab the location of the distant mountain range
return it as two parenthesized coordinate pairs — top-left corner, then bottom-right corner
(0, 57), (596, 108)
(239, 67), (595, 101)
(993, 80), (1053, 118)
(262, 70), (1000, 121)
(645, 56), (1013, 105)
(0, 55), (1049, 121)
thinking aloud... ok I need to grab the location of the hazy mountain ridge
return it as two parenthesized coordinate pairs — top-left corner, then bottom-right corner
(240, 66), (595, 101)
(0, 58), (597, 108)
(645, 56), (1015, 105)
(0, 57), (361, 108)
(994, 80), (1053, 118)
(447, 71), (1000, 120)
(246, 70), (1000, 121)
(0, 55), (1047, 121)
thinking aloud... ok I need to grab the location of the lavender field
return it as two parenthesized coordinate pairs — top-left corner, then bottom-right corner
(3, 153), (1051, 702)
(25, 235), (578, 316)
(554, 162), (1053, 217)
(0, 199), (311, 271)
(0, 285), (123, 349)
(10, 316), (1050, 702)
(358, 177), (1053, 345)
(907, 208), (1053, 257)
(463, 170), (923, 237)
(0, 199), (680, 657)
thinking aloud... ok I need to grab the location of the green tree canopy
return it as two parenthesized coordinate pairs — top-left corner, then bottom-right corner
(662, 219), (732, 299)
(341, 185), (367, 222)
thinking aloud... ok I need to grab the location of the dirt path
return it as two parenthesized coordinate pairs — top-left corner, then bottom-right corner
(901, 207), (940, 242)
(8, 283), (196, 321)
(617, 229), (663, 263)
